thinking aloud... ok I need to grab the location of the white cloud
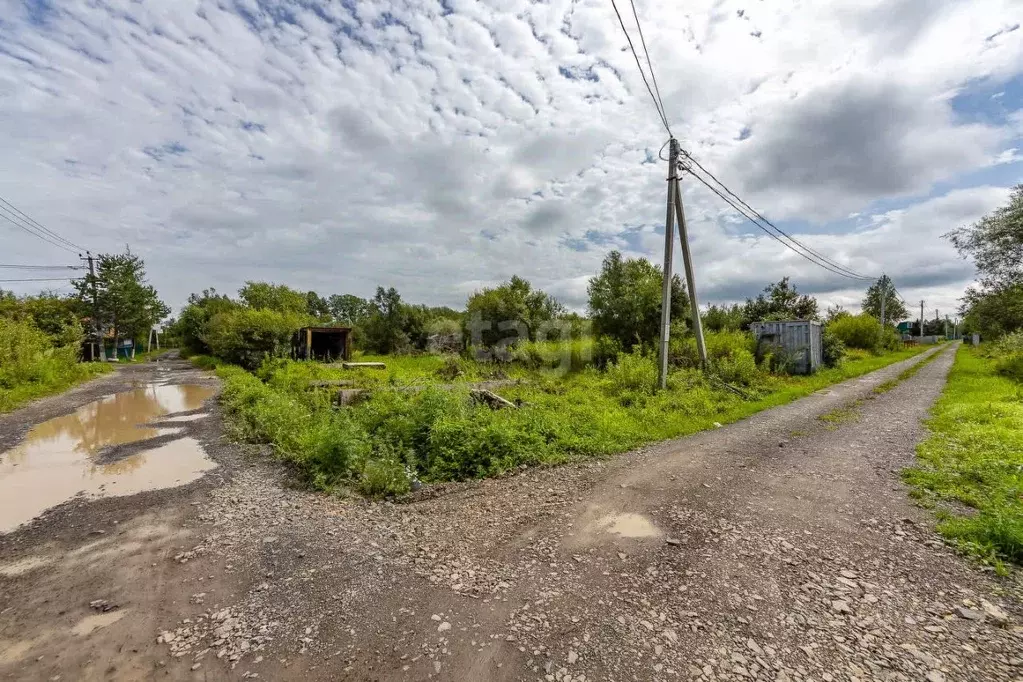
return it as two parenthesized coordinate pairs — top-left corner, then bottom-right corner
(0, 0), (1019, 318)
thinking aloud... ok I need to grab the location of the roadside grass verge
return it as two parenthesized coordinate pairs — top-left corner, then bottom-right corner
(201, 345), (927, 498)
(0, 361), (111, 414)
(903, 345), (1023, 571)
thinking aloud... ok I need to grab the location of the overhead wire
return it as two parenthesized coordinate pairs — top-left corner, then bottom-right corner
(0, 264), (84, 269)
(609, 0), (671, 135)
(684, 165), (881, 282)
(0, 210), (79, 254)
(627, 0), (670, 133)
(0, 195), (86, 252)
(679, 150), (875, 281)
(0, 277), (77, 283)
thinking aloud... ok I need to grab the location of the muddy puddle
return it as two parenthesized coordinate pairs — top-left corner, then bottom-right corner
(593, 512), (662, 538)
(0, 384), (217, 534)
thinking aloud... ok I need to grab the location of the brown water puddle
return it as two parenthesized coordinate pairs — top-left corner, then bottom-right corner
(0, 384), (217, 534)
(593, 512), (662, 538)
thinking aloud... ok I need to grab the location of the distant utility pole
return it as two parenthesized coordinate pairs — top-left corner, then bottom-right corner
(658, 138), (708, 389)
(879, 274), (888, 327)
(80, 251), (101, 362)
(920, 300), (925, 341)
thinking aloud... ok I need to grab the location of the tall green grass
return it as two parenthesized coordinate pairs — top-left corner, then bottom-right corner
(212, 343), (926, 498)
(0, 317), (110, 413)
(904, 345), (1023, 570)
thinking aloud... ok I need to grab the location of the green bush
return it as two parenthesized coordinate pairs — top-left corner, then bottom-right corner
(822, 327), (846, 368)
(671, 331), (761, 386)
(205, 308), (309, 369)
(0, 317), (101, 413)
(828, 314), (883, 351)
(605, 350), (657, 395)
(995, 353), (1023, 382)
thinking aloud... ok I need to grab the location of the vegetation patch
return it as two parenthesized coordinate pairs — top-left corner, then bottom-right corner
(212, 345), (925, 497)
(873, 346), (943, 394)
(903, 345), (1023, 571)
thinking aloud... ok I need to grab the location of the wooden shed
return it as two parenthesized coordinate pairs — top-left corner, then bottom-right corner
(293, 327), (353, 362)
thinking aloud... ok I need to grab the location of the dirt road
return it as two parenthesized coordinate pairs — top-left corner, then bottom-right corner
(1, 346), (1021, 681)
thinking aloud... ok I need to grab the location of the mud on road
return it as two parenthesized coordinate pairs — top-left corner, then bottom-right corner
(2, 346), (1022, 682)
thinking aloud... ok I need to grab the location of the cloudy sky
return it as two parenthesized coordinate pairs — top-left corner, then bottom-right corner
(1, 0), (1021, 322)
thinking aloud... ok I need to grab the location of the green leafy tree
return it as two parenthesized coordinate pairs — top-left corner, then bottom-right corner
(702, 303), (744, 332)
(587, 251), (689, 351)
(238, 282), (308, 314)
(741, 277), (819, 327)
(362, 287), (414, 354)
(464, 276), (565, 347)
(327, 294), (371, 325)
(306, 291), (330, 320)
(947, 185), (1023, 338)
(170, 288), (239, 355)
(73, 251), (169, 358)
(204, 308), (307, 369)
(861, 276), (908, 325)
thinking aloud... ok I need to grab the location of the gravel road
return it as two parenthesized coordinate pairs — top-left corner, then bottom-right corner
(1, 345), (1021, 682)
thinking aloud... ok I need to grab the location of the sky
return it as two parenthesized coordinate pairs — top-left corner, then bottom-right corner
(1, 0), (1021, 323)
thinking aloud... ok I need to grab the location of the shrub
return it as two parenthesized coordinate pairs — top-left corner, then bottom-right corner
(671, 330), (762, 386)
(828, 314), (883, 351)
(205, 308), (309, 369)
(822, 327), (845, 368)
(605, 350), (657, 395)
(995, 353), (1023, 382)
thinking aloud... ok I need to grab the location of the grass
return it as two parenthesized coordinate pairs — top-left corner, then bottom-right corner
(202, 343), (927, 498)
(0, 361), (111, 414)
(903, 345), (1023, 571)
(818, 403), (861, 429)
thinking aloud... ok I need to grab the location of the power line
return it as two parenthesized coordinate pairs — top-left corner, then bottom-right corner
(684, 166), (878, 282)
(609, 0), (671, 135)
(0, 277), (77, 282)
(627, 0), (669, 132)
(0, 195), (86, 252)
(679, 150), (874, 281)
(0, 210), (79, 254)
(0, 264), (85, 270)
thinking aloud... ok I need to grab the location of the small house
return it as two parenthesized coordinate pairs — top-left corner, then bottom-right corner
(293, 327), (352, 362)
(750, 320), (822, 375)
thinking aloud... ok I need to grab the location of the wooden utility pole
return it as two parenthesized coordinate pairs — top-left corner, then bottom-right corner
(80, 251), (102, 361)
(674, 180), (707, 368)
(658, 139), (679, 389)
(919, 300), (925, 341)
(879, 274), (887, 327)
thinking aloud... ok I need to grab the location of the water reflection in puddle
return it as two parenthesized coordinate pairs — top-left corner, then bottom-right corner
(0, 384), (217, 533)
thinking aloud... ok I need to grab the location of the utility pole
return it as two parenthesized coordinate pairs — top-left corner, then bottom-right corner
(919, 300), (925, 341)
(80, 251), (102, 362)
(658, 138), (679, 389)
(879, 274), (887, 327)
(674, 179), (707, 369)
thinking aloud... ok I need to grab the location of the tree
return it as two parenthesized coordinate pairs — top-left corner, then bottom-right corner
(362, 287), (412, 354)
(327, 294), (371, 325)
(306, 291), (330, 320)
(238, 282), (307, 314)
(73, 251), (169, 358)
(947, 185), (1023, 338)
(170, 288), (239, 355)
(587, 251), (689, 351)
(703, 303), (744, 332)
(741, 277), (819, 327)
(861, 276), (907, 325)
(464, 275), (565, 347)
